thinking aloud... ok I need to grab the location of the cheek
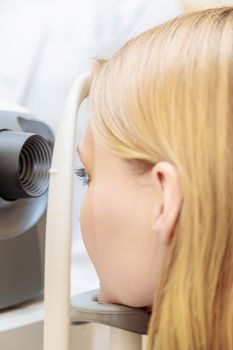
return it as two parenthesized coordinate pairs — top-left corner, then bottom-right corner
(80, 181), (159, 307)
(80, 187), (97, 263)
(80, 184), (125, 266)
(80, 181), (135, 273)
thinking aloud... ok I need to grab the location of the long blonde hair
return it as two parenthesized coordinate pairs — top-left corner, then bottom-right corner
(89, 7), (233, 350)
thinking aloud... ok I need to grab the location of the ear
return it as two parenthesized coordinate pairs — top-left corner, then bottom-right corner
(151, 161), (183, 246)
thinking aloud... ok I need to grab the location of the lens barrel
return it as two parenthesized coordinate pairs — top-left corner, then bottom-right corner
(0, 130), (52, 201)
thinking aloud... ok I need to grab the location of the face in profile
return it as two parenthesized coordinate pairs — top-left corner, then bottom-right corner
(73, 7), (233, 350)
(77, 124), (182, 308)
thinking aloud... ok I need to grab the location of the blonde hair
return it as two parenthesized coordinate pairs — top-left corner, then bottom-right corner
(89, 7), (233, 350)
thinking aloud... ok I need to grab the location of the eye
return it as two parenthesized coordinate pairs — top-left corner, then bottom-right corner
(75, 166), (90, 187)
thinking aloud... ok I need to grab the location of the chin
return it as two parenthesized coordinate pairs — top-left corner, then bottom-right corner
(97, 286), (153, 308)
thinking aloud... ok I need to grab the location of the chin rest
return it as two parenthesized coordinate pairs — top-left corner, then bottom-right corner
(71, 289), (151, 334)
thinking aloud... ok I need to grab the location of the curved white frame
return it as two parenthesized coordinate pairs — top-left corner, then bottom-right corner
(43, 72), (90, 350)
(43, 71), (143, 350)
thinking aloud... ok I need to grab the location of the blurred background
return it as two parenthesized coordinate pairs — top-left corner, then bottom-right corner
(0, 0), (232, 349)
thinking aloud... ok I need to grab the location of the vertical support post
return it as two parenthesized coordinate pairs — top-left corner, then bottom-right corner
(43, 72), (90, 350)
(110, 328), (142, 350)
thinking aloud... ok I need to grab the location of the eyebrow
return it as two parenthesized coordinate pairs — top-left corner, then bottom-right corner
(76, 145), (81, 156)
(76, 145), (86, 166)
(76, 145), (83, 161)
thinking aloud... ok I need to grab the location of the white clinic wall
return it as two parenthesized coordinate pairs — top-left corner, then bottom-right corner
(0, 0), (182, 131)
(181, 0), (233, 11)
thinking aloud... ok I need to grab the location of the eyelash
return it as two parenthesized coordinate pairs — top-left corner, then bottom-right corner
(75, 167), (90, 187)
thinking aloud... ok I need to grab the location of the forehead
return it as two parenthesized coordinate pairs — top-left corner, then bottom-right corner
(78, 125), (121, 170)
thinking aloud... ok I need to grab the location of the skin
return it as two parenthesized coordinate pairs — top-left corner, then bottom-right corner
(77, 125), (183, 307)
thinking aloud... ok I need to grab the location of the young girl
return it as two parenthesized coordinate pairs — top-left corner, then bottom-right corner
(77, 6), (233, 350)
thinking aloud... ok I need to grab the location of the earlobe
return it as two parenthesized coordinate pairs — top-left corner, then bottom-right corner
(151, 161), (183, 246)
